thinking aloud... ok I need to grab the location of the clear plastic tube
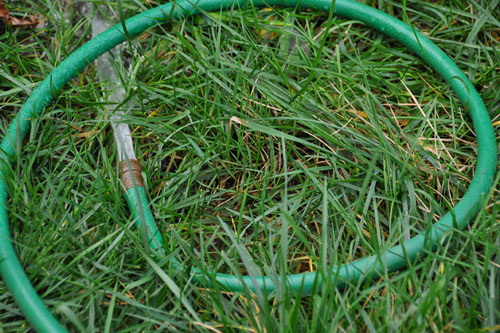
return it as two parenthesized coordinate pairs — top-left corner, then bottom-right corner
(0, 0), (496, 331)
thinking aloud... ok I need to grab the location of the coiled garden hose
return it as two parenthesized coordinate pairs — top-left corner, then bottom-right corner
(0, 0), (496, 331)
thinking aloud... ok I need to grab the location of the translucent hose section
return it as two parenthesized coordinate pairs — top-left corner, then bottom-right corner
(0, 0), (496, 331)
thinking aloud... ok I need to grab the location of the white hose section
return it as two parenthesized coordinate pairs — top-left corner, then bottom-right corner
(91, 7), (136, 162)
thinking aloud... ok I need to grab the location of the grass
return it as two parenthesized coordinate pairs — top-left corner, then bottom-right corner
(0, 0), (499, 331)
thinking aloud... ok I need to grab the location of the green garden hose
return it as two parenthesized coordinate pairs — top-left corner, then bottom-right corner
(0, 0), (497, 331)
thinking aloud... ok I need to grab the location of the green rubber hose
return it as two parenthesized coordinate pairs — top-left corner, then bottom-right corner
(0, 0), (497, 331)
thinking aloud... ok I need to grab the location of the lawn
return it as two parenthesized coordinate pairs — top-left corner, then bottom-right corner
(0, 0), (499, 331)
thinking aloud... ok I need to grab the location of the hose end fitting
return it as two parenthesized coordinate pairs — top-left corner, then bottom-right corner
(119, 159), (144, 190)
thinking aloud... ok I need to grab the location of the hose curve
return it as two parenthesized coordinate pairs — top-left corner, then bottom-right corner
(0, 0), (496, 331)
